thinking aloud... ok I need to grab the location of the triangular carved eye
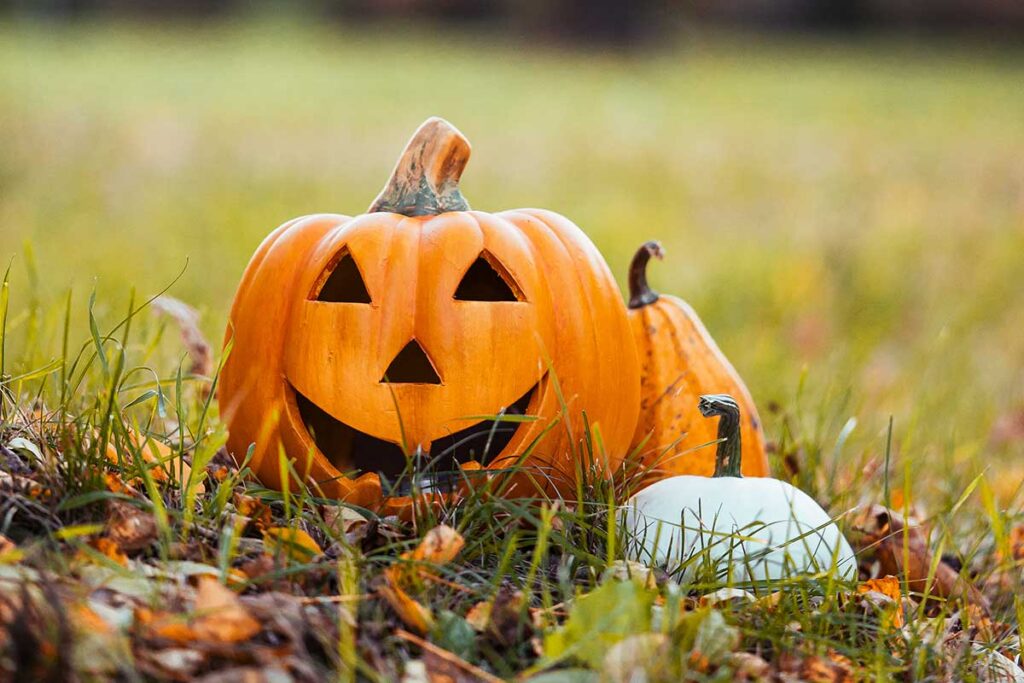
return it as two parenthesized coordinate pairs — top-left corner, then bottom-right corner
(454, 251), (523, 302)
(313, 249), (371, 303)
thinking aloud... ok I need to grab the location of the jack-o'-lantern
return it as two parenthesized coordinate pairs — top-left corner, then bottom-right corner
(626, 241), (769, 481)
(220, 118), (640, 513)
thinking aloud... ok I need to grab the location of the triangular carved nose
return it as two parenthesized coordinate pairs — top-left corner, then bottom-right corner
(381, 340), (441, 385)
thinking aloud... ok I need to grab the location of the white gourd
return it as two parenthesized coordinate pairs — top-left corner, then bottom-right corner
(622, 394), (857, 583)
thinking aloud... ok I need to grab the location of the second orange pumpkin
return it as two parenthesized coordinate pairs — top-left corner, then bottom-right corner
(626, 241), (769, 480)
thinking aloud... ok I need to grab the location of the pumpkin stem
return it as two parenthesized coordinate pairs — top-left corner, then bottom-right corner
(698, 393), (743, 478)
(369, 117), (472, 217)
(628, 241), (664, 309)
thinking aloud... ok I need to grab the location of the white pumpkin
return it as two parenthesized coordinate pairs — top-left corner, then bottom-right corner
(622, 394), (857, 584)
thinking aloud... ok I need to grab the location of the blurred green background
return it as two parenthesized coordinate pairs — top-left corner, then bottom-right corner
(1, 12), (1022, 505)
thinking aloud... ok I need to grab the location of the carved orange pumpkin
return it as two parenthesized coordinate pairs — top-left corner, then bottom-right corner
(220, 118), (640, 513)
(626, 241), (769, 480)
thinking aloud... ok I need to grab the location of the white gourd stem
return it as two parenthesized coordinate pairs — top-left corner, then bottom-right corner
(698, 394), (743, 478)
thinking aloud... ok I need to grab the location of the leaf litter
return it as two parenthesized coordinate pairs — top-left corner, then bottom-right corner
(1, 297), (1024, 681)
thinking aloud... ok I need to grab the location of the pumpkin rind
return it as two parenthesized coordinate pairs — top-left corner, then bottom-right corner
(626, 241), (769, 480)
(220, 119), (640, 510)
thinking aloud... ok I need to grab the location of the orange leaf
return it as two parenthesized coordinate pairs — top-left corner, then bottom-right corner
(1009, 524), (1024, 561)
(191, 576), (261, 643)
(410, 525), (464, 564)
(858, 575), (901, 603)
(135, 607), (196, 643)
(89, 537), (128, 567)
(263, 527), (322, 563)
(102, 428), (203, 493)
(379, 574), (434, 635)
(69, 603), (114, 636)
(856, 575), (904, 629)
(465, 600), (492, 631)
(378, 525), (465, 635)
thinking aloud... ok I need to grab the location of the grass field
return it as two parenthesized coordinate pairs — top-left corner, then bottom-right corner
(1, 18), (1024, 680)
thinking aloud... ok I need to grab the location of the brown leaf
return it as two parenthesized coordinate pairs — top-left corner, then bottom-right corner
(191, 576), (261, 644)
(193, 667), (281, 683)
(484, 587), (527, 647)
(152, 295), (213, 381)
(851, 505), (991, 613)
(233, 492), (272, 533)
(395, 629), (503, 683)
(104, 500), (158, 553)
(778, 652), (853, 683)
(321, 504), (367, 535)
(238, 554), (278, 583)
(728, 651), (771, 680)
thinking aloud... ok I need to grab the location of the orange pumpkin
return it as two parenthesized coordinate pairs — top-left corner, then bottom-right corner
(219, 118), (640, 513)
(626, 241), (769, 480)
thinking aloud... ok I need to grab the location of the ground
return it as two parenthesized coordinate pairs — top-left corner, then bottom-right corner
(1, 19), (1023, 681)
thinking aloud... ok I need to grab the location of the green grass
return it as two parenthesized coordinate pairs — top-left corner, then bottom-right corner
(1, 18), (1023, 680)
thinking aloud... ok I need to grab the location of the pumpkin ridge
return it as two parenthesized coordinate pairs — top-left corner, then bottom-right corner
(527, 209), (641, 464)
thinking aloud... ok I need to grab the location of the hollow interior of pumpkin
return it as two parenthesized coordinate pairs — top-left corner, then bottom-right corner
(290, 382), (537, 494)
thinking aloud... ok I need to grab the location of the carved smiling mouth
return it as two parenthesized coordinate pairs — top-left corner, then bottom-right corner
(289, 381), (539, 495)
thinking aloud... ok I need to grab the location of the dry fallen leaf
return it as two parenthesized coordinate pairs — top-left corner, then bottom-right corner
(410, 525), (465, 565)
(69, 602), (114, 637)
(103, 471), (141, 498)
(104, 500), (158, 554)
(102, 429), (203, 494)
(0, 534), (21, 564)
(603, 633), (667, 683)
(380, 579), (435, 635)
(465, 600), (491, 632)
(191, 575), (261, 643)
(395, 629), (503, 683)
(233, 492), (272, 532)
(728, 651), (771, 680)
(135, 607), (195, 644)
(87, 537), (129, 567)
(778, 651), (853, 683)
(483, 587), (527, 647)
(133, 577), (261, 647)
(379, 526), (466, 635)
(152, 294), (214, 381)
(263, 526), (322, 564)
(322, 504), (368, 536)
(858, 575), (901, 603)
(851, 505), (990, 613)
(856, 575), (905, 628)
